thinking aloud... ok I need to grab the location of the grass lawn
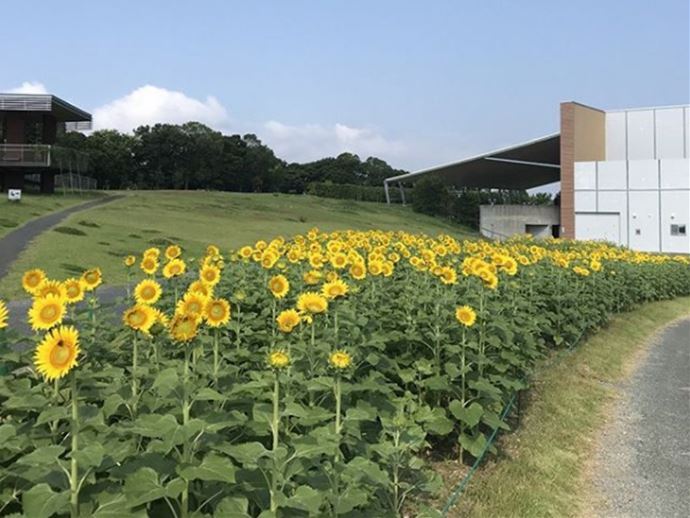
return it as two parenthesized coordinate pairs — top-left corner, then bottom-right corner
(442, 296), (690, 518)
(0, 191), (106, 239)
(0, 190), (476, 299)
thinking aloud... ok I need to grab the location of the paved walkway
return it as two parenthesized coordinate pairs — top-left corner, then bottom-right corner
(0, 195), (122, 279)
(590, 318), (690, 518)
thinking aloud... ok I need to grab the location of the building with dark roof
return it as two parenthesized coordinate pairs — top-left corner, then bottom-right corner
(0, 93), (91, 193)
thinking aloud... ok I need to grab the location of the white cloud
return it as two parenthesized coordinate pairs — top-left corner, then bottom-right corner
(263, 120), (406, 163)
(6, 81), (49, 94)
(92, 85), (229, 132)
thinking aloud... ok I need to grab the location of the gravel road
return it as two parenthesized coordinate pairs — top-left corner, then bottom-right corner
(589, 318), (690, 518)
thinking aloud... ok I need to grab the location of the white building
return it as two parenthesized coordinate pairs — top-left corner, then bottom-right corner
(573, 104), (689, 253)
(384, 101), (690, 254)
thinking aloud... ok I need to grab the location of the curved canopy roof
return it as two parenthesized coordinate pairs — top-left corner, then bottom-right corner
(386, 133), (561, 190)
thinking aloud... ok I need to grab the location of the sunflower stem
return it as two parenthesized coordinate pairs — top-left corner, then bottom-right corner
(270, 372), (280, 513)
(70, 371), (79, 518)
(213, 328), (220, 386)
(131, 332), (138, 409)
(235, 304), (242, 352)
(181, 345), (191, 518)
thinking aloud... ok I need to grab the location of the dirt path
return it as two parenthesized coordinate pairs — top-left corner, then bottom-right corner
(587, 318), (690, 518)
(0, 195), (122, 279)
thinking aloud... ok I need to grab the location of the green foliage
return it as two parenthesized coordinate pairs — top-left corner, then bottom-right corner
(0, 233), (688, 517)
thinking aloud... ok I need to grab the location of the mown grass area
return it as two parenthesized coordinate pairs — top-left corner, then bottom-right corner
(0, 190), (476, 299)
(443, 296), (690, 518)
(0, 192), (106, 239)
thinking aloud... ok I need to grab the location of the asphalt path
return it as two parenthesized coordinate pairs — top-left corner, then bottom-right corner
(0, 194), (122, 279)
(591, 318), (690, 517)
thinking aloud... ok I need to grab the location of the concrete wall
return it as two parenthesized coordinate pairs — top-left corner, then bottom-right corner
(480, 205), (560, 239)
(573, 158), (690, 253)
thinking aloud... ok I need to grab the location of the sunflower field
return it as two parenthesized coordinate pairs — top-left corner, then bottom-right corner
(0, 229), (689, 517)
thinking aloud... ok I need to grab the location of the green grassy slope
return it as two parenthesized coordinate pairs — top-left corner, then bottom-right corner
(0, 192), (105, 238)
(0, 190), (476, 298)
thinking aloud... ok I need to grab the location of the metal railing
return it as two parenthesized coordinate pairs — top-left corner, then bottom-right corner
(0, 144), (89, 173)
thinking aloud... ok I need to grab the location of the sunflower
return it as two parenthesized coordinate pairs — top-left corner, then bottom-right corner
(204, 298), (231, 327)
(169, 313), (198, 342)
(455, 305), (477, 327)
(22, 269), (47, 295)
(368, 260), (383, 276)
(163, 258), (186, 279)
(28, 295), (66, 331)
(140, 256), (159, 275)
(322, 279), (349, 300)
(81, 268), (102, 291)
(296, 292), (328, 314)
(35, 280), (67, 300)
(123, 304), (156, 333)
(349, 262), (366, 280)
(34, 325), (80, 381)
(63, 278), (85, 304)
(261, 251), (278, 270)
(134, 279), (163, 305)
(238, 246), (253, 260)
(165, 245), (182, 261)
(268, 275), (290, 299)
(188, 280), (213, 298)
(330, 253), (349, 270)
(0, 300), (8, 329)
(124, 255), (137, 267)
(143, 247), (161, 260)
(329, 350), (353, 370)
(267, 349), (290, 370)
(439, 267), (458, 285)
(303, 270), (322, 285)
(206, 244), (220, 257)
(276, 309), (301, 333)
(176, 291), (207, 320)
(200, 265), (221, 286)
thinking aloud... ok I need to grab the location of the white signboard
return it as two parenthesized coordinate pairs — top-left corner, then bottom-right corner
(8, 189), (22, 201)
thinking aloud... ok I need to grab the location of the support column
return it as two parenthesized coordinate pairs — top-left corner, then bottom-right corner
(384, 181), (390, 204)
(398, 182), (406, 205)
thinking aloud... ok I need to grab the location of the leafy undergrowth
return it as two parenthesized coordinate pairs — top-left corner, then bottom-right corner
(0, 231), (689, 517)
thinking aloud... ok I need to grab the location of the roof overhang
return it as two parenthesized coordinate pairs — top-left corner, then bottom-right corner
(0, 93), (92, 122)
(386, 133), (561, 190)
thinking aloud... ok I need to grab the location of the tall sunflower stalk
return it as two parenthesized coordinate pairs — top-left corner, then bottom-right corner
(267, 349), (290, 514)
(69, 371), (80, 518)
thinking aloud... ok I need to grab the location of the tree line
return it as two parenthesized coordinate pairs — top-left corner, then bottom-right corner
(57, 122), (407, 192)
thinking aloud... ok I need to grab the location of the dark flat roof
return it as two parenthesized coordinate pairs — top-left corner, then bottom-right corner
(386, 133), (561, 190)
(0, 93), (91, 122)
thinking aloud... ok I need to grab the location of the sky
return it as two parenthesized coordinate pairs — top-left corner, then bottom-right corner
(3, 0), (689, 174)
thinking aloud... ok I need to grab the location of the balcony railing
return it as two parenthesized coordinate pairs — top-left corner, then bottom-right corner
(0, 144), (89, 173)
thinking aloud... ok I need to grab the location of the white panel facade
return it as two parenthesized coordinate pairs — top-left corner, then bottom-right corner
(628, 160), (659, 190)
(660, 191), (690, 253)
(597, 161), (627, 190)
(574, 162), (597, 190)
(605, 111), (627, 160)
(626, 110), (655, 160)
(575, 213), (621, 243)
(597, 191), (628, 246)
(575, 191), (596, 212)
(655, 108), (685, 159)
(660, 159), (690, 189)
(628, 191), (660, 252)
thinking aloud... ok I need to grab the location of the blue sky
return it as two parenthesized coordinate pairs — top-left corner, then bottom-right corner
(4, 0), (689, 171)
